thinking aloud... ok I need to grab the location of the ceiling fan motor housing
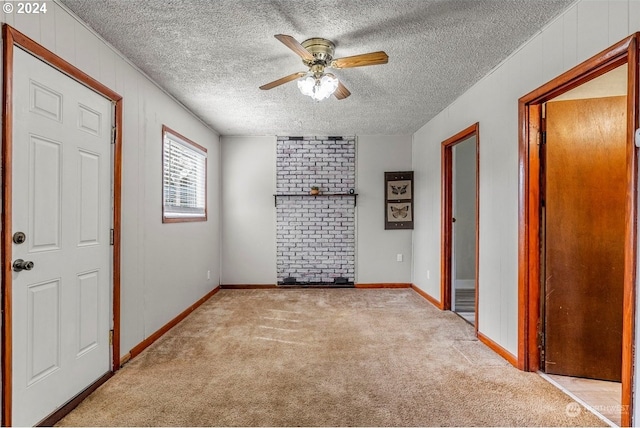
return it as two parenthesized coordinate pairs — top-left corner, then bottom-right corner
(301, 38), (335, 67)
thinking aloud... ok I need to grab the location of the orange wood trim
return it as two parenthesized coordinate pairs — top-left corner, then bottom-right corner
(219, 284), (278, 289)
(474, 127), (480, 333)
(440, 142), (452, 310)
(526, 103), (542, 374)
(478, 332), (518, 367)
(1, 25), (124, 426)
(621, 34), (639, 428)
(528, 103), (543, 374)
(36, 372), (113, 427)
(441, 123), (480, 148)
(162, 216), (208, 224)
(518, 32), (639, 426)
(161, 125), (208, 224)
(1, 24), (15, 428)
(440, 123), (480, 316)
(219, 284), (410, 289)
(112, 100), (123, 371)
(119, 353), (132, 366)
(6, 27), (120, 102)
(129, 286), (220, 360)
(354, 283), (411, 288)
(521, 35), (633, 105)
(517, 99), (528, 372)
(162, 125), (208, 154)
(518, 102), (543, 373)
(411, 284), (443, 309)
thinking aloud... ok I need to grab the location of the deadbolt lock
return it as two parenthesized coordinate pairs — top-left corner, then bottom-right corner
(12, 232), (26, 244)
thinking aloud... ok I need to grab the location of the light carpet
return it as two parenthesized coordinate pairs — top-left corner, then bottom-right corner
(57, 288), (605, 427)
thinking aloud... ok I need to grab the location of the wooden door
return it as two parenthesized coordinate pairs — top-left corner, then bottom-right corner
(544, 96), (626, 381)
(11, 47), (113, 426)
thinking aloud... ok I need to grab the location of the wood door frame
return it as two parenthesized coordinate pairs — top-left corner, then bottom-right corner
(1, 25), (123, 426)
(518, 33), (639, 426)
(440, 122), (480, 332)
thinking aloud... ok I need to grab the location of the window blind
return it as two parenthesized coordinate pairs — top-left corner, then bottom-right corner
(163, 132), (207, 219)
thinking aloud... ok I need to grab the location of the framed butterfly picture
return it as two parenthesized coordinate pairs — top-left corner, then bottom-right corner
(387, 180), (412, 200)
(385, 171), (414, 230)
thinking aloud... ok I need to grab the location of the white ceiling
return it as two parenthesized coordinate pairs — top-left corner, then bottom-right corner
(60, 0), (576, 136)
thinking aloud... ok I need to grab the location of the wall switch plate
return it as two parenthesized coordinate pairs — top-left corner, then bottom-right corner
(396, 254), (403, 262)
(427, 270), (430, 279)
(207, 270), (211, 280)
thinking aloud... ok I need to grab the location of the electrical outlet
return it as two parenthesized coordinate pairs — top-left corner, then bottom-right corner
(396, 254), (403, 262)
(207, 270), (211, 280)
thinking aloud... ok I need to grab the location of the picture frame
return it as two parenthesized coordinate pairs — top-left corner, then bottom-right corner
(387, 179), (412, 200)
(385, 171), (414, 230)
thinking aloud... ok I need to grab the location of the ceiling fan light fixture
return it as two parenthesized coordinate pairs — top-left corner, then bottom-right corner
(297, 73), (317, 97)
(297, 72), (339, 101)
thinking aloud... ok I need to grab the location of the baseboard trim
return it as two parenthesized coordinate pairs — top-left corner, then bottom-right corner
(220, 284), (278, 289)
(36, 372), (112, 427)
(355, 283), (411, 288)
(409, 283), (517, 368)
(411, 284), (443, 309)
(129, 286), (221, 361)
(119, 352), (132, 366)
(221, 284), (413, 289)
(478, 332), (518, 367)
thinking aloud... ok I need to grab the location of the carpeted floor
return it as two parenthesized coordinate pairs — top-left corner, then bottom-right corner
(57, 289), (605, 427)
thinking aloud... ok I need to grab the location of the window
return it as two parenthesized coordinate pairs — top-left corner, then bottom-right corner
(162, 125), (207, 223)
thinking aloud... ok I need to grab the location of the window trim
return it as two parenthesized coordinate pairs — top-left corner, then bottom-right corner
(162, 125), (208, 223)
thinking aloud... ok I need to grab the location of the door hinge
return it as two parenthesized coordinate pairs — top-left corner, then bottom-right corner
(540, 131), (546, 145)
(111, 127), (116, 144)
(109, 329), (114, 345)
(110, 229), (114, 245)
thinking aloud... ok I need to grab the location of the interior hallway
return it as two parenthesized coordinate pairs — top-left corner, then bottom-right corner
(58, 289), (604, 427)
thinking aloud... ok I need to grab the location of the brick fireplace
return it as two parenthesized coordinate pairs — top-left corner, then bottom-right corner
(275, 136), (356, 285)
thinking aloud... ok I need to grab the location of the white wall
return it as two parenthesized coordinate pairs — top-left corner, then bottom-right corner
(453, 137), (477, 281)
(221, 136), (276, 284)
(356, 135), (413, 283)
(412, 0), (640, 360)
(220, 135), (412, 284)
(3, 1), (222, 356)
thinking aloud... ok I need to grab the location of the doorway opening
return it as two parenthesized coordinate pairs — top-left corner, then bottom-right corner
(441, 123), (479, 328)
(542, 64), (627, 426)
(518, 34), (639, 426)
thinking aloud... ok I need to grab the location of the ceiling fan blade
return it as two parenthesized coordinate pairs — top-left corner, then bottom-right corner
(274, 34), (314, 61)
(331, 51), (389, 69)
(334, 81), (351, 100)
(259, 72), (306, 90)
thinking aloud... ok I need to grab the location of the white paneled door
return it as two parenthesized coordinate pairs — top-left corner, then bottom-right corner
(11, 47), (112, 426)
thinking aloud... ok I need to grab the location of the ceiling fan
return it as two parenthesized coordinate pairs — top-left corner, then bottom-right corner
(259, 34), (389, 101)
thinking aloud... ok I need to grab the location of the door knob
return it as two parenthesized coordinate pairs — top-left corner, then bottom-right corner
(13, 259), (34, 272)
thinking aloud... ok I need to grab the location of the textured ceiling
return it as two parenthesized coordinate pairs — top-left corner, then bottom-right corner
(60, 0), (575, 136)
